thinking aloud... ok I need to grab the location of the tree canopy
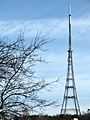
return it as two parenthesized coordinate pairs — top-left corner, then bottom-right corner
(0, 34), (51, 119)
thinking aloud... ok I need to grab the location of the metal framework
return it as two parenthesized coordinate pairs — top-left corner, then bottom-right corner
(60, 2), (81, 116)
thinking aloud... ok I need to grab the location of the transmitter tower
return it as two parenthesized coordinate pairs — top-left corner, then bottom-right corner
(60, 1), (81, 116)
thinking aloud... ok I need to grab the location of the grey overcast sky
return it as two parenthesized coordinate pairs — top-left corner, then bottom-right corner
(0, 0), (90, 115)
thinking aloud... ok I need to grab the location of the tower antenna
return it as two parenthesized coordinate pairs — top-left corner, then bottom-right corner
(68, 0), (71, 15)
(68, 0), (71, 50)
(60, 0), (81, 117)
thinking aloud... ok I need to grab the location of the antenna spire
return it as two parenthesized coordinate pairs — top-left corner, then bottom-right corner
(68, 0), (71, 15)
(68, 0), (71, 50)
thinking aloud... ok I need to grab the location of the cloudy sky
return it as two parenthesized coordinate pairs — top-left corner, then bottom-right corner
(0, 0), (90, 115)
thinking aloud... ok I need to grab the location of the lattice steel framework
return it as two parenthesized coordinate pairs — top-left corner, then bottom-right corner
(60, 2), (81, 116)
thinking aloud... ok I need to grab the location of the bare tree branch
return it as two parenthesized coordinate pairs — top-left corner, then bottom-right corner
(0, 34), (52, 119)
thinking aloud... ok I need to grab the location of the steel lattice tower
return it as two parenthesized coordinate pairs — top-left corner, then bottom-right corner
(60, 1), (81, 116)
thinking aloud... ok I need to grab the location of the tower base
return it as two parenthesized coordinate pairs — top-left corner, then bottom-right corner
(59, 114), (81, 120)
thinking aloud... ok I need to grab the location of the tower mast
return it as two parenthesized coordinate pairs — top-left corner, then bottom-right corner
(60, 0), (81, 116)
(69, 0), (71, 51)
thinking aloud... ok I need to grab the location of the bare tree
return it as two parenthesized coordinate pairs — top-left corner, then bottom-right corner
(0, 34), (51, 119)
